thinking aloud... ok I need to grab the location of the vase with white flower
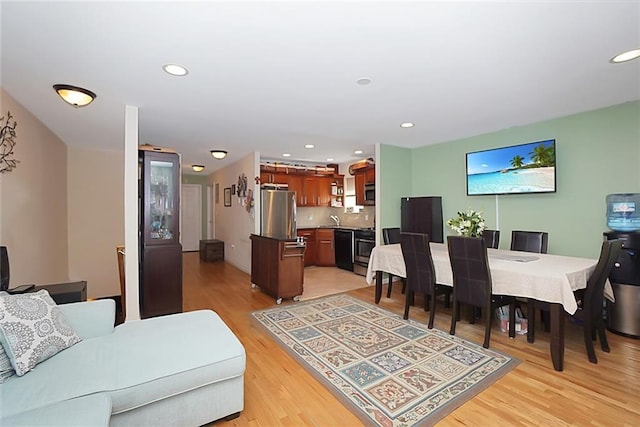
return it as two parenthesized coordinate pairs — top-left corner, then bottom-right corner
(446, 209), (486, 237)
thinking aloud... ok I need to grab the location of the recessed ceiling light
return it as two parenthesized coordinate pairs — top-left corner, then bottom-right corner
(610, 48), (640, 63)
(356, 77), (372, 85)
(304, 144), (315, 149)
(327, 158), (334, 162)
(163, 64), (189, 76)
(354, 150), (363, 155)
(282, 153), (291, 157)
(400, 122), (415, 128)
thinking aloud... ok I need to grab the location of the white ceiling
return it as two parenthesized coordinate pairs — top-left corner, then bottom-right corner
(2, 1), (639, 174)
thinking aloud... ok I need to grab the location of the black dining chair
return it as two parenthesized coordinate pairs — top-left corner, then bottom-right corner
(382, 227), (406, 297)
(510, 230), (548, 254)
(510, 231), (549, 331)
(447, 235), (516, 348)
(528, 239), (622, 364)
(400, 232), (450, 328)
(482, 229), (500, 249)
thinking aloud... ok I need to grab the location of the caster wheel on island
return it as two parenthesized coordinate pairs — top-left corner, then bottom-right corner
(276, 298), (283, 305)
(293, 296), (301, 302)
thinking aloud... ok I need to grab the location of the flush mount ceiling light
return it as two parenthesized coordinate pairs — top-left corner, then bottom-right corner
(610, 48), (640, 63)
(400, 122), (415, 128)
(53, 84), (96, 107)
(282, 153), (291, 157)
(210, 150), (227, 160)
(192, 165), (205, 172)
(327, 158), (334, 162)
(356, 77), (372, 85)
(354, 150), (363, 155)
(304, 144), (315, 149)
(163, 64), (189, 76)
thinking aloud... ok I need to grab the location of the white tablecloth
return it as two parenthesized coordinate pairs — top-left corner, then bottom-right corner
(365, 243), (612, 314)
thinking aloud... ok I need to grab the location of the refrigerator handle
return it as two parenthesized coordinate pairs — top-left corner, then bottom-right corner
(292, 193), (297, 230)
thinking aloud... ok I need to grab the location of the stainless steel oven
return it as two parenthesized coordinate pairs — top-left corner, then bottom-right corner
(353, 228), (375, 276)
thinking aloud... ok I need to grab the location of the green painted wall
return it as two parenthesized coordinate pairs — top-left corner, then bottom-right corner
(380, 101), (640, 258)
(181, 174), (210, 238)
(379, 144), (412, 230)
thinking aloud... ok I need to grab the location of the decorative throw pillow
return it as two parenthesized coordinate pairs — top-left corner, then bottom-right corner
(0, 343), (15, 383)
(0, 290), (81, 376)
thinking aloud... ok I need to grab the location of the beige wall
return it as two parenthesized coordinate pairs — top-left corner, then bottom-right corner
(210, 153), (260, 273)
(0, 89), (69, 285)
(67, 146), (124, 298)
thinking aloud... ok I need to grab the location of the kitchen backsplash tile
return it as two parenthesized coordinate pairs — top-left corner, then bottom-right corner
(297, 206), (375, 229)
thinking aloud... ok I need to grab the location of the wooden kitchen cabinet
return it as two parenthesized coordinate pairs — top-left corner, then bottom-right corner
(297, 229), (317, 266)
(365, 167), (375, 184)
(355, 171), (366, 206)
(250, 234), (305, 304)
(316, 228), (335, 266)
(354, 166), (374, 206)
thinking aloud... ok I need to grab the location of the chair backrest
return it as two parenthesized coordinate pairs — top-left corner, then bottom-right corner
(400, 232), (436, 294)
(510, 230), (549, 254)
(482, 229), (500, 249)
(581, 239), (623, 322)
(447, 236), (492, 306)
(382, 227), (401, 245)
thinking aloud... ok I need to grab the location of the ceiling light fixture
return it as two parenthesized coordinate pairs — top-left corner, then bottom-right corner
(400, 122), (415, 128)
(610, 48), (640, 63)
(327, 158), (334, 162)
(192, 165), (205, 172)
(210, 150), (227, 160)
(282, 153), (291, 157)
(356, 77), (372, 85)
(163, 64), (189, 76)
(53, 84), (96, 107)
(304, 144), (315, 149)
(354, 150), (363, 155)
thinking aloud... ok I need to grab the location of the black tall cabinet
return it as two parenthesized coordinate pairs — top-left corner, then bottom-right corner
(139, 149), (183, 319)
(400, 196), (443, 243)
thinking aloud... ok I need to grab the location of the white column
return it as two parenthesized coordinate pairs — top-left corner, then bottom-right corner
(124, 105), (140, 321)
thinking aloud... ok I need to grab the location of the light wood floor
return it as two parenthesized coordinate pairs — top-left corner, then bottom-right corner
(183, 253), (640, 426)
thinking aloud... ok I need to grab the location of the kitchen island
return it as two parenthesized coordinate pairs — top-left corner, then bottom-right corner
(250, 234), (306, 304)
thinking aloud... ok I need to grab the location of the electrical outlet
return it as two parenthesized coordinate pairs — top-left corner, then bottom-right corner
(365, 214), (369, 221)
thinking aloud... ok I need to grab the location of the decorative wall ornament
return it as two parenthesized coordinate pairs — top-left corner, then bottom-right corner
(0, 111), (19, 173)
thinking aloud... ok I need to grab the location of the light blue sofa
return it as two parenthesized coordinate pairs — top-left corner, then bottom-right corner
(0, 299), (246, 426)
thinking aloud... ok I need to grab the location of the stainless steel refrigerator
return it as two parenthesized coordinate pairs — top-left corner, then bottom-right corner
(261, 189), (297, 239)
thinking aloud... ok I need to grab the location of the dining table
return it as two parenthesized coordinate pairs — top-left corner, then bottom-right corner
(365, 242), (612, 371)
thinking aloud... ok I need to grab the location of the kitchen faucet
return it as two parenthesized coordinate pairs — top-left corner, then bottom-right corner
(330, 215), (340, 226)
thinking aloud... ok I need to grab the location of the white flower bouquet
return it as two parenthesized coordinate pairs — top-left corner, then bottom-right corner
(446, 209), (486, 237)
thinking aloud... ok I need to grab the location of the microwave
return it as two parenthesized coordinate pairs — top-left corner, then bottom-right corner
(364, 183), (375, 205)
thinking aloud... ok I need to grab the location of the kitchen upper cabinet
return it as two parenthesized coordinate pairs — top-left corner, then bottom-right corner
(297, 229), (317, 266)
(365, 167), (375, 184)
(354, 166), (374, 206)
(354, 172), (366, 206)
(316, 228), (335, 266)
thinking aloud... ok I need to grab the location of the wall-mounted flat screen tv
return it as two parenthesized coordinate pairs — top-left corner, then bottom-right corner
(466, 139), (556, 196)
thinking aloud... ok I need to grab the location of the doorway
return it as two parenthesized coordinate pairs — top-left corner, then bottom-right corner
(181, 184), (202, 251)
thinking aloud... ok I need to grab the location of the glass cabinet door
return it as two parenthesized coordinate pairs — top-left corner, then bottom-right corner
(141, 151), (180, 245)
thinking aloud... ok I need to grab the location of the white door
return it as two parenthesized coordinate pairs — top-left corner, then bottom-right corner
(181, 184), (202, 251)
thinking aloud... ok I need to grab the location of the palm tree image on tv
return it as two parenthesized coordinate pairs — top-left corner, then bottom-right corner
(466, 139), (556, 195)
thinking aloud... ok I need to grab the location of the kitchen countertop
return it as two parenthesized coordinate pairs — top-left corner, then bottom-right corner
(297, 225), (375, 231)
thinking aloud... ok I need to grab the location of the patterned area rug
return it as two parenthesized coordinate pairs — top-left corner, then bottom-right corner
(252, 295), (519, 426)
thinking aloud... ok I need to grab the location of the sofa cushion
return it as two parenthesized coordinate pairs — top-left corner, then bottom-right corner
(0, 290), (81, 376)
(0, 393), (111, 426)
(0, 309), (245, 418)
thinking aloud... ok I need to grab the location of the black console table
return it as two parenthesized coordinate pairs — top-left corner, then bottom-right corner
(34, 281), (87, 305)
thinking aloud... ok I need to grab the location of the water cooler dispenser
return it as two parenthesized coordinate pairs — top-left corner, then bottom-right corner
(604, 193), (640, 338)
